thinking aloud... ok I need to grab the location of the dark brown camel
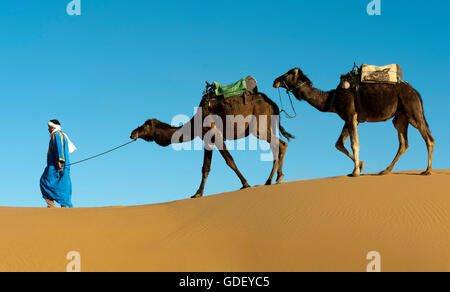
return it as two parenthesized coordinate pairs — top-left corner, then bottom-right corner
(273, 68), (435, 177)
(130, 90), (294, 198)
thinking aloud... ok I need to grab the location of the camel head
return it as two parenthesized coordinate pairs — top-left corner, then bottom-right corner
(273, 68), (313, 100)
(201, 81), (216, 100)
(130, 119), (159, 142)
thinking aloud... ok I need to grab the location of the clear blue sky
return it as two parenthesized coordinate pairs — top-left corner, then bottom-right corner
(1, 0), (449, 207)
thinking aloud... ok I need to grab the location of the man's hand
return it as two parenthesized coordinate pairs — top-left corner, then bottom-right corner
(57, 161), (65, 172)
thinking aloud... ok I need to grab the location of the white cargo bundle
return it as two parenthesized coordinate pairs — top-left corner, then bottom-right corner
(360, 64), (403, 84)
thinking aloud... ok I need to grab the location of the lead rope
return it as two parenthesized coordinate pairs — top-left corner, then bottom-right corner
(277, 83), (297, 119)
(67, 140), (136, 167)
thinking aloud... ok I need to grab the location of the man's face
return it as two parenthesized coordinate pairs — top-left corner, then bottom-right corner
(48, 126), (54, 134)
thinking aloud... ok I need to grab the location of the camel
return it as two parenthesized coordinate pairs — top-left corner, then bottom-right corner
(273, 68), (435, 177)
(130, 87), (294, 198)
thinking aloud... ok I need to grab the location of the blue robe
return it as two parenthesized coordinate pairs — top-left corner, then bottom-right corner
(40, 131), (73, 208)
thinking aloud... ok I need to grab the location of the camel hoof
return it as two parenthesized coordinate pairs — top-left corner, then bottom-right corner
(421, 170), (432, 176)
(276, 174), (285, 184)
(359, 161), (365, 173)
(348, 172), (360, 178)
(379, 170), (391, 176)
(265, 180), (272, 186)
(241, 184), (251, 190)
(191, 193), (203, 199)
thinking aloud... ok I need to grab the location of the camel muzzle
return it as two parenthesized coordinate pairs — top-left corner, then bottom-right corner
(273, 81), (282, 88)
(130, 130), (139, 141)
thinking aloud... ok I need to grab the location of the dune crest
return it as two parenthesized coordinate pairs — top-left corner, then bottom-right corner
(0, 170), (449, 272)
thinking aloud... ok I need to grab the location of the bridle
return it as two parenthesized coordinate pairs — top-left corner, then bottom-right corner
(284, 80), (309, 93)
(277, 80), (308, 119)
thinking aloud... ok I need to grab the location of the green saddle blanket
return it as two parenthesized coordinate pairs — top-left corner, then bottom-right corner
(214, 78), (248, 98)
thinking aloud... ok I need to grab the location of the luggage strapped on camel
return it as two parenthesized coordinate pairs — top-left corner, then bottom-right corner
(204, 76), (258, 105)
(340, 63), (404, 101)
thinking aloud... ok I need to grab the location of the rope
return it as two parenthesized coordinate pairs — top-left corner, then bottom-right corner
(278, 87), (297, 119)
(67, 140), (136, 166)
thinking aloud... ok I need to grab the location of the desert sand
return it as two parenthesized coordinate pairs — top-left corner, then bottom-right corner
(0, 170), (448, 272)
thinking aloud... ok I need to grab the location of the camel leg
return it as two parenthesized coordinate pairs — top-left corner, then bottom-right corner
(276, 139), (288, 184)
(191, 148), (213, 199)
(348, 115), (361, 177)
(380, 115), (409, 175)
(265, 141), (279, 186)
(217, 142), (251, 189)
(413, 124), (435, 176)
(253, 126), (278, 186)
(422, 133), (435, 176)
(256, 130), (287, 186)
(335, 125), (364, 172)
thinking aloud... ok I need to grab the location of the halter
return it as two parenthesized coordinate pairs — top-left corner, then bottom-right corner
(277, 80), (309, 119)
(284, 81), (309, 93)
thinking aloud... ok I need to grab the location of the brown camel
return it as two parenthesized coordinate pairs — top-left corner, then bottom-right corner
(273, 68), (435, 177)
(130, 89), (294, 198)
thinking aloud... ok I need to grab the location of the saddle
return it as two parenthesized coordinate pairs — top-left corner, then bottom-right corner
(340, 63), (403, 90)
(204, 76), (258, 105)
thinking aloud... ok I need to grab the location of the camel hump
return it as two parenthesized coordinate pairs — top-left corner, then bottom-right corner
(360, 64), (403, 84)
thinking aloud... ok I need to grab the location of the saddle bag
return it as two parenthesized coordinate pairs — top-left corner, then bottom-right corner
(360, 64), (403, 84)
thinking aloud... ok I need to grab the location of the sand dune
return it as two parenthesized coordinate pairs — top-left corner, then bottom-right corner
(0, 170), (449, 272)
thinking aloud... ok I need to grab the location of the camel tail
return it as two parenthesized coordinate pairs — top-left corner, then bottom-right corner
(412, 87), (433, 138)
(279, 124), (295, 142)
(258, 92), (296, 142)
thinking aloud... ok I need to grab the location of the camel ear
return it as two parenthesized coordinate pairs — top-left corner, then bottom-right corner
(205, 81), (211, 87)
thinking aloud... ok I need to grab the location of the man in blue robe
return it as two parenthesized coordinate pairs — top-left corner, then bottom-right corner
(40, 120), (77, 208)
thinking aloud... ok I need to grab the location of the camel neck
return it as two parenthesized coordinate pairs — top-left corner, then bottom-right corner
(151, 125), (178, 146)
(294, 85), (335, 113)
(156, 117), (200, 146)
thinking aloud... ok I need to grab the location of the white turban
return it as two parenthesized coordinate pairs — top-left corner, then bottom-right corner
(48, 121), (77, 153)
